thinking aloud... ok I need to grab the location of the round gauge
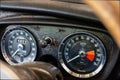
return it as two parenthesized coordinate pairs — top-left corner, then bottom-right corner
(58, 32), (106, 78)
(1, 27), (37, 65)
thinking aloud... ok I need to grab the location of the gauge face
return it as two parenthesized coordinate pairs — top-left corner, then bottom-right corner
(58, 32), (106, 78)
(1, 27), (37, 65)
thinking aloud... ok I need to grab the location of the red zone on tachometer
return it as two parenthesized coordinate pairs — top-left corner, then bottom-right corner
(86, 51), (95, 61)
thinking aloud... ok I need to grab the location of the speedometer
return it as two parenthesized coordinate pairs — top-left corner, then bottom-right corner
(1, 27), (37, 65)
(58, 32), (106, 78)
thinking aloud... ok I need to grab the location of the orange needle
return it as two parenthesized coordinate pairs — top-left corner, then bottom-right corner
(86, 50), (95, 61)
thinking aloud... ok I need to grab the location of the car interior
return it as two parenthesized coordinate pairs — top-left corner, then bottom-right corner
(0, 0), (120, 80)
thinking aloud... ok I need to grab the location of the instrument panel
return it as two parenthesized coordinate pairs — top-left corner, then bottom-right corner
(0, 1), (119, 79)
(0, 25), (115, 79)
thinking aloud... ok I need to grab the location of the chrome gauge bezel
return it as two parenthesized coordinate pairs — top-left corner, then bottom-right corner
(1, 27), (37, 65)
(58, 32), (106, 78)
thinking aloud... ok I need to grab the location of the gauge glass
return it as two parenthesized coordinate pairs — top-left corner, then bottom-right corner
(1, 27), (37, 64)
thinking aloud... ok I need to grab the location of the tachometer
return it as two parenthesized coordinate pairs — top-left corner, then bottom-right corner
(1, 27), (37, 65)
(58, 32), (106, 78)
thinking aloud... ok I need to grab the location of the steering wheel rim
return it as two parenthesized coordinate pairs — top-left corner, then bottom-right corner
(84, 0), (120, 48)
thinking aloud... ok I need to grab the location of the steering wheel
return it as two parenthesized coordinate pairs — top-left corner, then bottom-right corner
(84, 0), (120, 48)
(0, 60), (63, 80)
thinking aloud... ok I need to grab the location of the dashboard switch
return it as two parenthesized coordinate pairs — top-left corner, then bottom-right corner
(40, 36), (56, 48)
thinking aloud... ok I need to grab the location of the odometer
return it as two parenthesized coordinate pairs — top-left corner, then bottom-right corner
(1, 27), (37, 65)
(58, 32), (106, 78)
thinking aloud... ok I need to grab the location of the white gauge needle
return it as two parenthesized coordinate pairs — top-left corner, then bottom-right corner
(67, 55), (80, 63)
(12, 49), (20, 57)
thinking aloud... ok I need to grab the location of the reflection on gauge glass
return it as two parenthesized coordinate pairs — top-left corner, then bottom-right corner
(58, 32), (106, 78)
(1, 27), (37, 65)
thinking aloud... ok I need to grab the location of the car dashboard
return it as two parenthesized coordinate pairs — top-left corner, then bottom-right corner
(0, 0), (120, 80)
